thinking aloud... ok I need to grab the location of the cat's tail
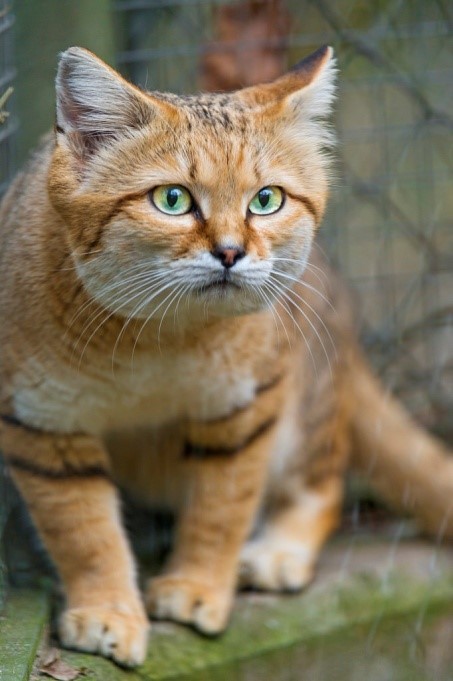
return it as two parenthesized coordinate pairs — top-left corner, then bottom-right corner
(349, 353), (453, 539)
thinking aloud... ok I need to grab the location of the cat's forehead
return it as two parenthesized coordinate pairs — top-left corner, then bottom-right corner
(151, 90), (249, 131)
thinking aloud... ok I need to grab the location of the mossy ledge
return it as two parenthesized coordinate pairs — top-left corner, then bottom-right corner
(26, 538), (453, 680)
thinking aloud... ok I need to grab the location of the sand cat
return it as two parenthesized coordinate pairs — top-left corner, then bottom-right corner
(0, 46), (452, 667)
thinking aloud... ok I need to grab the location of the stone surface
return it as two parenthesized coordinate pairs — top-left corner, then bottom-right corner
(17, 536), (453, 681)
(0, 589), (50, 681)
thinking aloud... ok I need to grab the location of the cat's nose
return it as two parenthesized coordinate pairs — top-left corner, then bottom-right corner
(211, 246), (246, 269)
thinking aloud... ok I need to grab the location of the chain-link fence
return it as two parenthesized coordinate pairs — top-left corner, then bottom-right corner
(0, 0), (451, 599)
(115, 0), (453, 440)
(0, 0), (16, 606)
(0, 0), (16, 199)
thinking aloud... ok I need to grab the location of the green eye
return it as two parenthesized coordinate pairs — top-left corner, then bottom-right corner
(248, 186), (284, 215)
(152, 185), (193, 215)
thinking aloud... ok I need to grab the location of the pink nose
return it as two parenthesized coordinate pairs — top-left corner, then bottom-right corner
(211, 246), (246, 268)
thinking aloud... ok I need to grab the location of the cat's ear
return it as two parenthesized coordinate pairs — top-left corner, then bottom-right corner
(237, 45), (336, 120)
(55, 47), (172, 157)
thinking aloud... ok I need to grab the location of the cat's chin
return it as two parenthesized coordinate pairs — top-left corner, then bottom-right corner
(186, 284), (270, 319)
(195, 280), (242, 295)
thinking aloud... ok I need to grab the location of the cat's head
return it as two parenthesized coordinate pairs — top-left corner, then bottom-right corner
(48, 46), (336, 323)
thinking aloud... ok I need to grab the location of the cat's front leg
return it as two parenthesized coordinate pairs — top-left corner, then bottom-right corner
(1, 417), (148, 667)
(146, 376), (284, 634)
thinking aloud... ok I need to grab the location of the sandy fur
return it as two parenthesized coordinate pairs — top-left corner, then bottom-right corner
(0, 46), (451, 667)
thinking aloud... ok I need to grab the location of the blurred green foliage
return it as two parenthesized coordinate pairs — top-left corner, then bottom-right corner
(14, 0), (115, 163)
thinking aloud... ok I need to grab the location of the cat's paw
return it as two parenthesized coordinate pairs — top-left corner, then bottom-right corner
(59, 603), (149, 667)
(239, 538), (314, 592)
(146, 575), (232, 634)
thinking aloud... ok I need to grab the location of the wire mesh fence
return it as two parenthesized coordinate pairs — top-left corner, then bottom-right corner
(115, 0), (453, 439)
(0, 0), (451, 596)
(0, 0), (16, 200)
(0, 0), (16, 605)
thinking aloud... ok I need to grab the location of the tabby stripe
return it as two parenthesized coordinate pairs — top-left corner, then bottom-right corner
(80, 195), (132, 256)
(285, 191), (318, 222)
(1, 413), (46, 434)
(6, 454), (112, 481)
(204, 374), (283, 425)
(0, 413), (84, 438)
(184, 416), (277, 459)
(256, 373), (283, 395)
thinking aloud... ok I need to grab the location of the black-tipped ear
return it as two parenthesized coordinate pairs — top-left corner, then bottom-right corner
(237, 45), (336, 114)
(289, 45), (332, 77)
(56, 47), (157, 156)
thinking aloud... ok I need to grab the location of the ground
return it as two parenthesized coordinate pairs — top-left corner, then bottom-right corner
(1, 529), (452, 681)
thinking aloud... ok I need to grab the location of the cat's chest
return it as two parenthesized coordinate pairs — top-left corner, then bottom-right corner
(105, 349), (257, 426)
(13, 344), (258, 435)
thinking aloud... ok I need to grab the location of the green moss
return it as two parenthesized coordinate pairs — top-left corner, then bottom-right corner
(60, 568), (452, 680)
(2, 541), (452, 680)
(0, 589), (50, 681)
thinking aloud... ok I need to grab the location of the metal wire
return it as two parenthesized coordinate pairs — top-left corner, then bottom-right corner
(0, 0), (16, 200)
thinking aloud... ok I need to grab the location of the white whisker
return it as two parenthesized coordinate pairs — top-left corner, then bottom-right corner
(260, 282), (292, 350)
(131, 280), (183, 367)
(263, 278), (319, 378)
(75, 272), (172, 369)
(272, 267), (335, 312)
(269, 276), (333, 381)
(271, 273), (337, 360)
(157, 282), (187, 351)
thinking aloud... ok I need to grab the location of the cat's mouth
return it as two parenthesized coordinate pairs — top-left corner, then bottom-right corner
(197, 277), (241, 294)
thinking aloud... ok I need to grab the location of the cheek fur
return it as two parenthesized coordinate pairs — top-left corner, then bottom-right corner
(251, 204), (315, 259)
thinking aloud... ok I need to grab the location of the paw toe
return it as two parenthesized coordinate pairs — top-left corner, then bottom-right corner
(146, 576), (230, 634)
(59, 605), (149, 667)
(239, 540), (314, 592)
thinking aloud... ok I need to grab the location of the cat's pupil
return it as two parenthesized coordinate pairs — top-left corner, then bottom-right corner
(167, 188), (179, 208)
(259, 190), (271, 208)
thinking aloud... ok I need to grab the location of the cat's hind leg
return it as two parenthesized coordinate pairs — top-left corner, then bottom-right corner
(239, 369), (352, 593)
(239, 475), (343, 591)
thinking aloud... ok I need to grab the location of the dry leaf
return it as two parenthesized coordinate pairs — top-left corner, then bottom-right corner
(39, 647), (84, 681)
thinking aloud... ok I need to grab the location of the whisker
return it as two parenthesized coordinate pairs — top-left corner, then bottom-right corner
(72, 270), (169, 351)
(109, 273), (175, 372)
(65, 263), (168, 335)
(270, 274), (337, 360)
(173, 283), (192, 329)
(260, 282), (292, 350)
(253, 283), (281, 347)
(272, 268), (335, 311)
(157, 282), (188, 351)
(272, 256), (330, 290)
(269, 277), (333, 381)
(131, 280), (183, 367)
(264, 279), (318, 378)
(75, 273), (172, 369)
(305, 261), (330, 286)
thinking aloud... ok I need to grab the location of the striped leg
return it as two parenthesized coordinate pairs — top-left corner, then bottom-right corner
(1, 417), (148, 667)
(146, 377), (284, 634)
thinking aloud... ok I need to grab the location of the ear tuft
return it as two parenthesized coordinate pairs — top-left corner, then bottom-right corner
(56, 47), (153, 155)
(237, 44), (337, 117)
(289, 45), (333, 79)
(289, 45), (337, 117)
